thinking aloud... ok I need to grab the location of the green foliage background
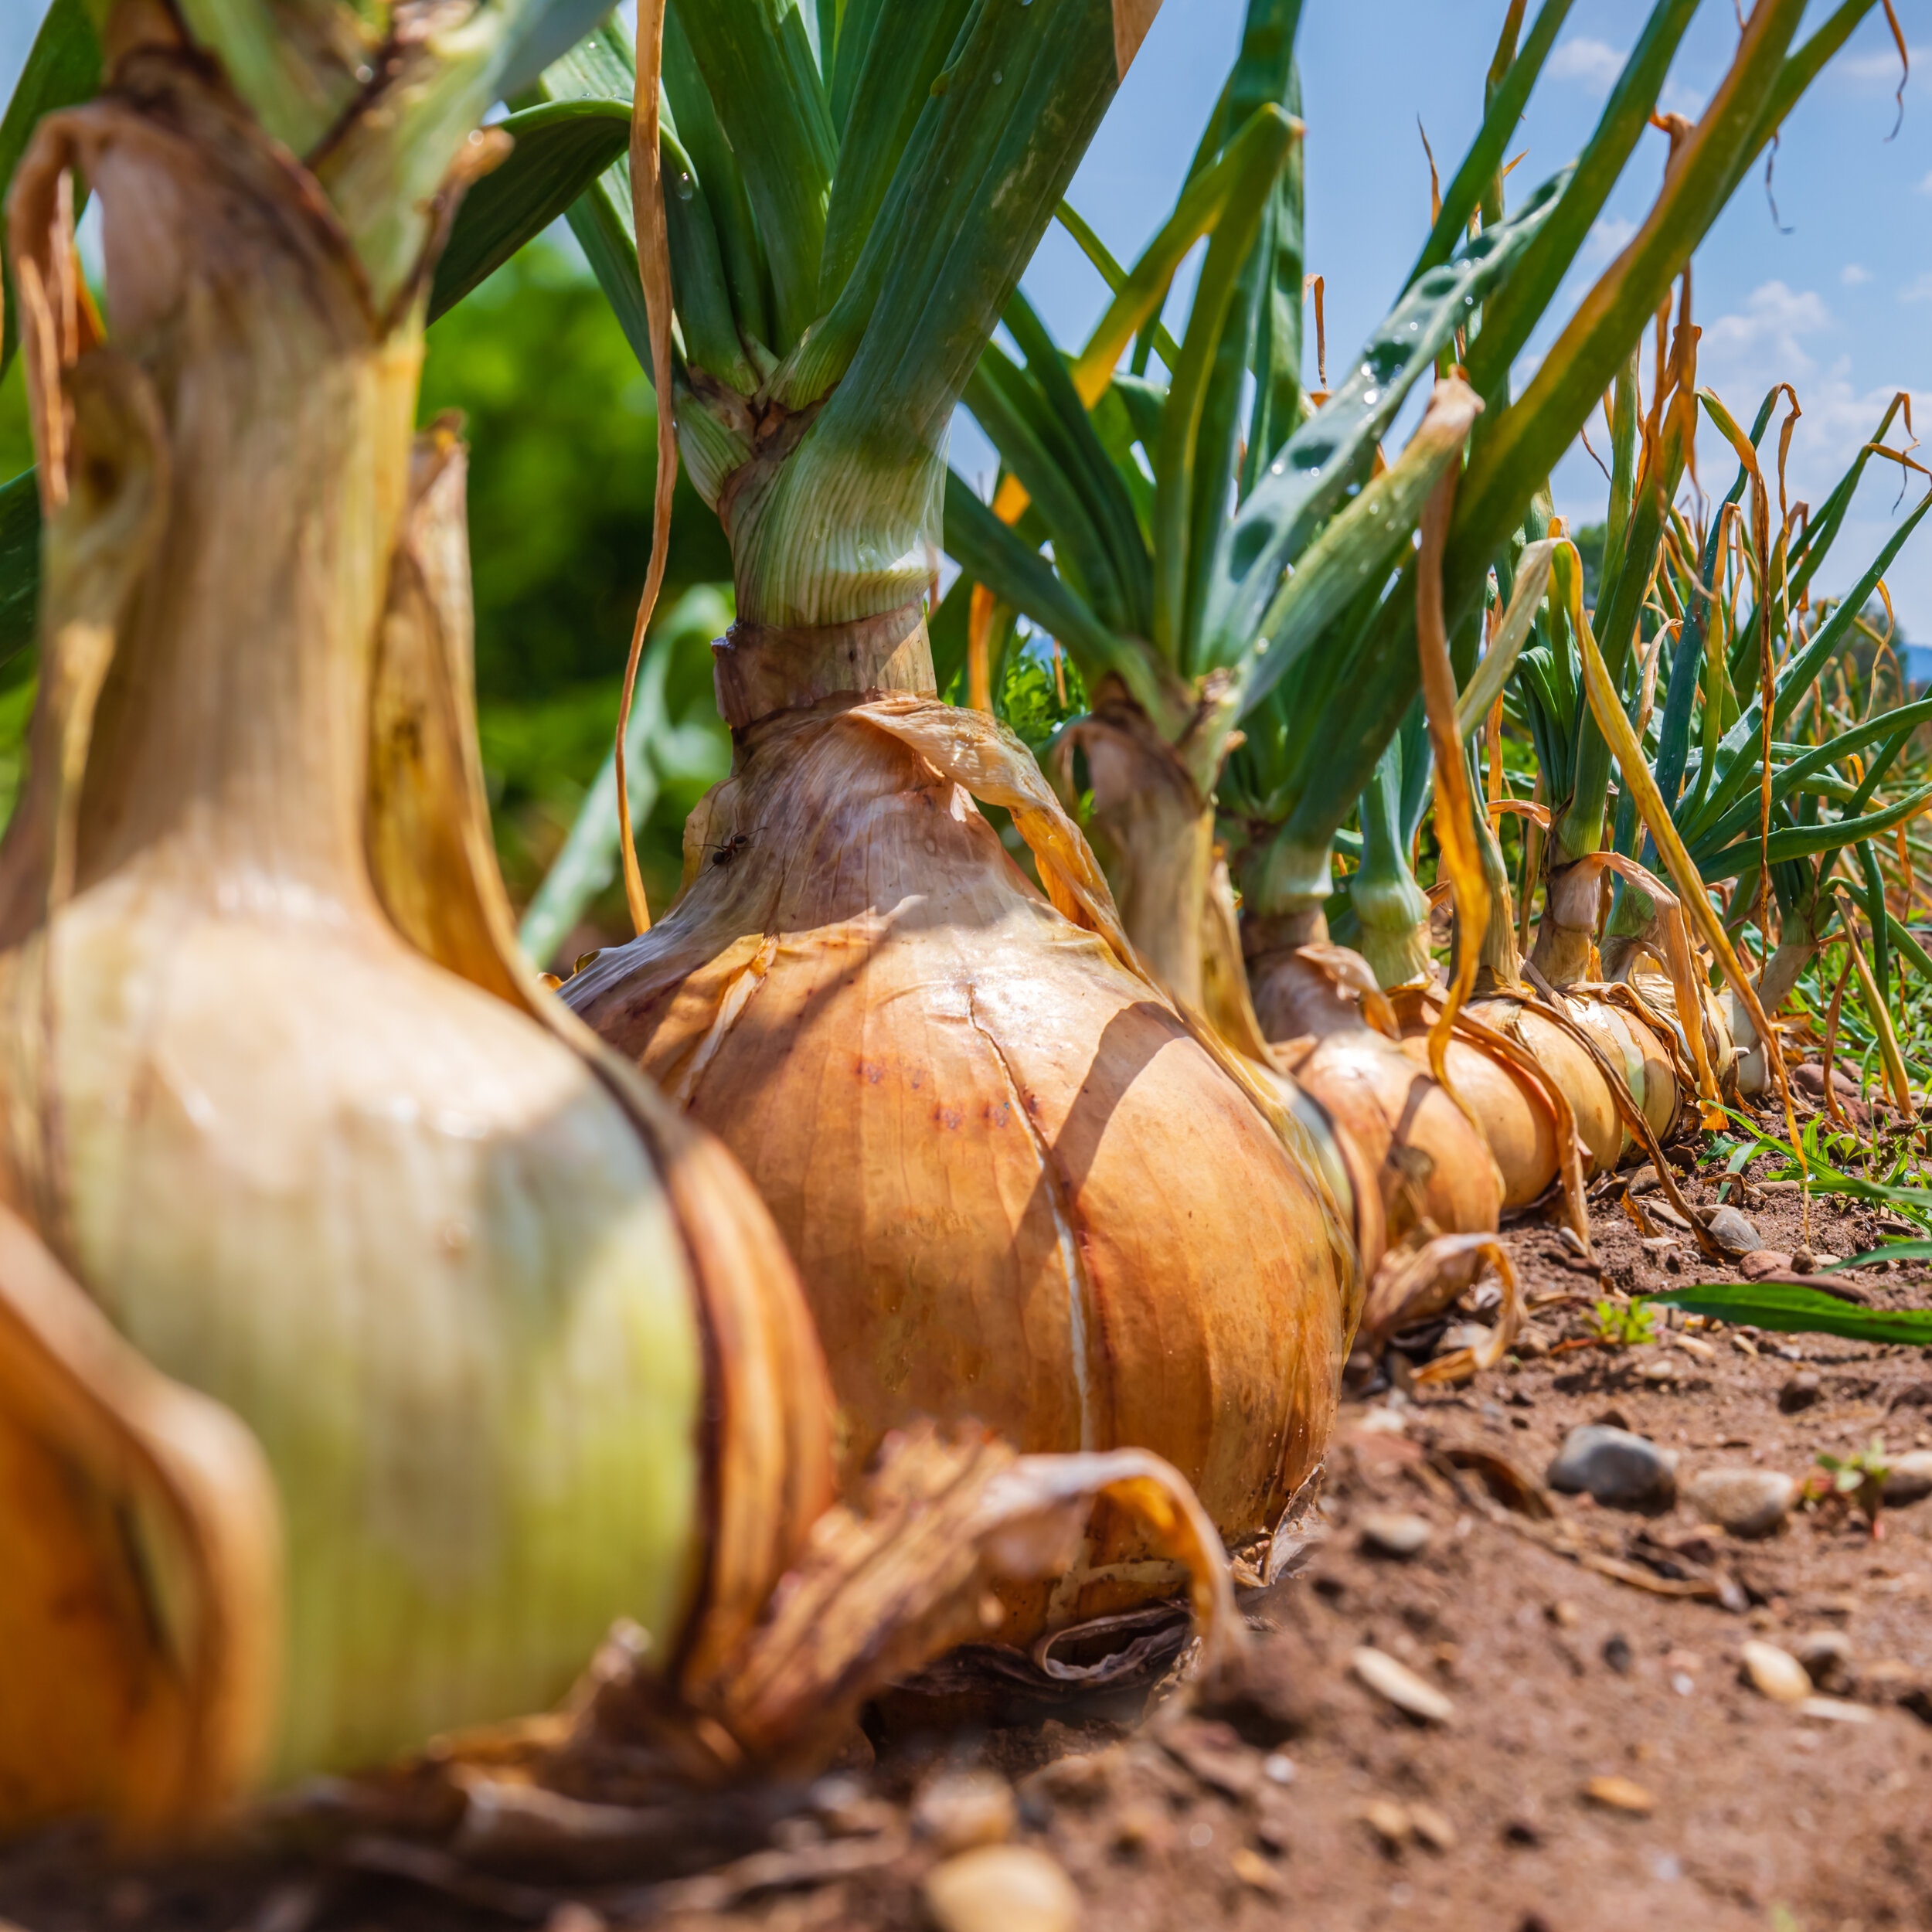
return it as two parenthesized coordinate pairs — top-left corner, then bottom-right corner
(419, 240), (734, 954)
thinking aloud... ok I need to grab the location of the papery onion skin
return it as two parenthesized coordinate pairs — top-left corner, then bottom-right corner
(1247, 944), (1505, 1239)
(566, 696), (1355, 1627)
(0, 56), (832, 1808)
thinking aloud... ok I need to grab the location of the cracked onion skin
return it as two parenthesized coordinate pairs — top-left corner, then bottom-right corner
(0, 53), (831, 1825)
(566, 692), (1355, 1622)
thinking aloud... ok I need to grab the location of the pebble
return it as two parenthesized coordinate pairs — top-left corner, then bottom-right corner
(1682, 1467), (1795, 1539)
(1363, 1799), (1411, 1847)
(1583, 1774), (1655, 1815)
(1777, 1370), (1822, 1413)
(1546, 1425), (1678, 1509)
(1230, 1846), (1284, 1896)
(1883, 1450), (1932, 1505)
(1704, 1205), (1765, 1257)
(1740, 1249), (1794, 1281)
(1799, 1695), (1876, 1725)
(911, 1770), (1015, 1853)
(1407, 1802), (1457, 1852)
(1646, 1200), (1692, 1232)
(1741, 1640), (1812, 1705)
(1437, 1321), (1495, 1355)
(1794, 1630), (1855, 1686)
(923, 1846), (1080, 1932)
(1640, 1358), (1679, 1386)
(1359, 1512), (1432, 1559)
(1603, 1634), (1634, 1675)
(1351, 1645), (1455, 1723)
(1514, 1324), (1552, 1359)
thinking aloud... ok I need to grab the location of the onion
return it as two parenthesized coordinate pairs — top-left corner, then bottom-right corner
(1246, 936), (1502, 1241)
(566, 678), (1361, 1627)
(0, 62), (832, 1820)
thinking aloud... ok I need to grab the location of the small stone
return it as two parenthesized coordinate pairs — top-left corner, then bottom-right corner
(1741, 1640), (1811, 1705)
(1110, 1803), (1168, 1853)
(1603, 1633), (1633, 1675)
(1640, 1358), (1679, 1386)
(1407, 1802), (1457, 1852)
(923, 1845), (1080, 1932)
(1778, 1371), (1822, 1413)
(911, 1770), (1015, 1854)
(1352, 1645), (1455, 1723)
(1549, 1600), (1580, 1629)
(1546, 1425), (1678, 1509)
(1799, 1695), (1876, 1724)
(1583, 1774), (1655, 1815)
(1703, 1205), (1764, 1257)
(1682, 1467), (1795, 1539)
(1363, 1799), (1412, 1847)
(1513, 1325), (1552, 1360)
(1673, 1335), (1717, 1362)
(1230, 1847), (1283, 1896)
(1883, 1450), (1932, 1506)
(1793, 1631), (1855, 1689)
(1791, 1249), (1819, 1274)
(1359, 1512), (1432, 1559)
(1437, 1321), (1495, 1355)
(1740, 1250), (1794, 1281)
(1262, 1753), (1296, 1785)
(1646, 1200), (1692, 1232)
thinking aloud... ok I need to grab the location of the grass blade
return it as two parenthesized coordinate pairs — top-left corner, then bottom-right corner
(1648, 1281), (1932, 1347)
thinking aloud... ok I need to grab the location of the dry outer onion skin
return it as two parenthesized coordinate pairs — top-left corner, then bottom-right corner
(566, 679), (1356, 1633)
(0, 1200), (280, 1832)
(1246, 943), (1503, 1244)
(0, 50), (830, 1815)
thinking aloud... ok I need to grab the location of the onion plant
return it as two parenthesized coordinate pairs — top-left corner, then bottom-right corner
(0, 0), (843, 1829)
(549, 0), (1374, 1606)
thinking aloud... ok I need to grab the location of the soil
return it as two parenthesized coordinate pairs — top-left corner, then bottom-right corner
(7, 1107), (1932, 1931)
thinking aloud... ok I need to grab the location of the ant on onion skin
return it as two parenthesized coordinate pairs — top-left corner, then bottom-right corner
(704, 829), (753, 869)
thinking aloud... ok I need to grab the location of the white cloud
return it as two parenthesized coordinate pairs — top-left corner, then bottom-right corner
(1834, 43), (1924, 87)
(1700, 281), (1835, 391)
(1900, 272), (1932, 304)
(1581, 213), (1636, 265)
(1842, 263), (1873, 286)
(1918, 168), (1932, 196)
(1546, 36), (1628, 97)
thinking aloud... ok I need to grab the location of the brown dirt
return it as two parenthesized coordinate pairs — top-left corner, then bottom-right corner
(7, 1126), (1932, 1931)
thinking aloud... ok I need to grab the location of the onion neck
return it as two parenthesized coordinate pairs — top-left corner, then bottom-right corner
(1067, 685), (1213, 1008)
(1529, 854), (1600, 986)
(1349, 772), (1430, 992)
(1471, 806), (1522, 992)
(711, 603), (936, 730)
(66, 60), (421, 918)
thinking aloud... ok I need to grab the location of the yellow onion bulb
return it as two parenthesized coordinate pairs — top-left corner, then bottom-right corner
(568, 695), (1360, 1630)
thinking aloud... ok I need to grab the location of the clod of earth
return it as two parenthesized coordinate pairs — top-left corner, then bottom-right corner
(1779, 1371), (1824, 1413)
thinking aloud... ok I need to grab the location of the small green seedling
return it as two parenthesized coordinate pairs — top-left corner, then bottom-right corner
(1590, 1299), (1658, 1349)
(1805, 1436), (1891, 1537)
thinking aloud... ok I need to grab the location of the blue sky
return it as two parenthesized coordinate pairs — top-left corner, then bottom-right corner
(7, 2), (1931, 628)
